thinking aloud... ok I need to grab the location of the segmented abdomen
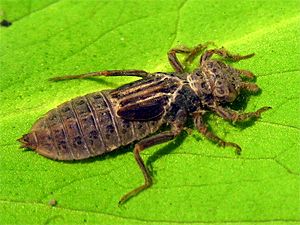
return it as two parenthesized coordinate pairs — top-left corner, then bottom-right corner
(29, 91), (162, 160)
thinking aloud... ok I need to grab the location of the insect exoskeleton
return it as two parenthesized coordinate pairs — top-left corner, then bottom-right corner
(19, 42), (271, 204)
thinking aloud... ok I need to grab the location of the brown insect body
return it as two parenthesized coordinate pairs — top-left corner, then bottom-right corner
(20, 74), (183, 160)
(18, 43), (271, 204)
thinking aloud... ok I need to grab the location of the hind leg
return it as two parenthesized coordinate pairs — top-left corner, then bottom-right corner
(49, 70), (150, 81)
(119, 110), (187, 205)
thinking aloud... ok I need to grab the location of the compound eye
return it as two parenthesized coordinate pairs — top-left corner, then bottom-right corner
(214, 79), (227, 96)
(214, 86), (228, 97)
(215, 80), (223, 87)
(199, 81), (211, 94)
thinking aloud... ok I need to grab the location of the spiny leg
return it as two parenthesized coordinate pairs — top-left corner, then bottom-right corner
(49, 70), (150, 81)
(193, 111), (241, 155)
(213, 106), (272, 123)
(119, 110), (186, 205)
(167, 42), (215, 73)
(201, 47), (255, 65)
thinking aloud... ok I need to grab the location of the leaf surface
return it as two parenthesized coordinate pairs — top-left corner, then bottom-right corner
(0, 0), (299, 224)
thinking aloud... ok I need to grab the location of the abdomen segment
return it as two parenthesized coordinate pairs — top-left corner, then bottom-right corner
(19, 91), (161, 160)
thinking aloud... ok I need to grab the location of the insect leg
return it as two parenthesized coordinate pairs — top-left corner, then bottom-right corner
(237, 69), (256, 80)
(167, 42), (215, 72)
(183, 41), (216, 64)
(213, 106), (272, 123)
(168, 46), (190, 73)
(240, 82), (260, 93)
(119, 131), (178, 205)
(119, 110), (186, 205)
(201, 48), (255, 65)
(193, 111), (241, 154)
(49, 70), (150, 81)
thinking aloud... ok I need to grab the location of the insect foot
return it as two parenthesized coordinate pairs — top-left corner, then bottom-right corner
(18, 42), (271, 204)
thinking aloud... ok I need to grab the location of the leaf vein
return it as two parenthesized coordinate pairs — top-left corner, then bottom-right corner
(0, 199), (298, 224)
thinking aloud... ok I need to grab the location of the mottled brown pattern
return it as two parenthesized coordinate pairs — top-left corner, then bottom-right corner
(18, 42), (271, 204)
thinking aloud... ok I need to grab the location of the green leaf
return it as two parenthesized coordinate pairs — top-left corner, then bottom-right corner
(1, 0), (299, 225)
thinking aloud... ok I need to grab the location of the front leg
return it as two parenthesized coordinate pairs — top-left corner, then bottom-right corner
(200, 48), (254, 65)
(168, 42), (215, 73)
(213, 106), (272, 123)
(238, 69), (256, 80)
(119, 110), (187, 205)
(168, 46), (191, 73)
(183, 41), (216, 64)
(240, 82), (260, 93)
(193, 111), (241, 154)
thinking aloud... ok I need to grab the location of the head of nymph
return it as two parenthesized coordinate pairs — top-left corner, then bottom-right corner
(187, 59), (246, 107)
